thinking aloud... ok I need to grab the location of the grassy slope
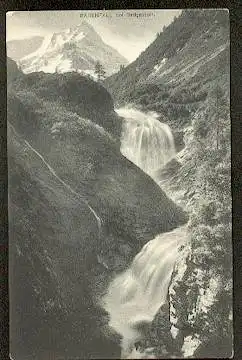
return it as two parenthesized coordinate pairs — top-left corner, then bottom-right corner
(104, 10), (229, 131)
(8, 61), (188, 359)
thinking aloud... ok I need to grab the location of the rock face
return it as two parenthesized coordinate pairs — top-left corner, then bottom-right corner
(154, 158), (181, 183)
(7, 57), (23, 83)
(18, 21), (128, 76)
(8, 59), (188, 359)
(104, 9), (232, 358)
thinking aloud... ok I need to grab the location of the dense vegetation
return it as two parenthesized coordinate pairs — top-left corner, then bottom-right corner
(8, 8), (231, 358)
(8, 58), (188, 359)
(105, 10), (229, 100)
(163, 85), (232, 358)
(127, 75), (232, 360)
(104, 9), (231, 358)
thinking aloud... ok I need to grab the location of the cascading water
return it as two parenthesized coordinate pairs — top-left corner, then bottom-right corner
(102, 107), (187, 359)
(102, 226), (187, 358)
(117, 107), (176, 178)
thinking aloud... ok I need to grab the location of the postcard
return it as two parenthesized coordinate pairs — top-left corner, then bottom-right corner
(7, 9), (231, 359)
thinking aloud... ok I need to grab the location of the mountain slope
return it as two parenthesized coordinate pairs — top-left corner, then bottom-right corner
(8, 59), (188, 359)
(104, 9), (229, 130)
(19, 21), (128, 76)
(103, 9), (232, 358)
(7, 36), (44, 60)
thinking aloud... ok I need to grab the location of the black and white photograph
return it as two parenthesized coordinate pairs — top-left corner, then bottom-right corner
(7, 9), (232, 359)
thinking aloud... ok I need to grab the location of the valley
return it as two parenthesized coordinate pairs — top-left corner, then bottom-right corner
(7, 9), (232, 360)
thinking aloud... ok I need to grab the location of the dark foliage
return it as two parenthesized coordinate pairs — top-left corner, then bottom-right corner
(8, 59), (188, 359)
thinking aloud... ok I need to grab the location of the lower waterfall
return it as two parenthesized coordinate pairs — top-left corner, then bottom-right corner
(102, 107), (187, 358)
(102, 227), (187, 358)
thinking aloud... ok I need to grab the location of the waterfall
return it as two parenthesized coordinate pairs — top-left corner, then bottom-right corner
(102, 226), (188, 358)
(102, 107), (186, 358)
(117, 107), (176, 178)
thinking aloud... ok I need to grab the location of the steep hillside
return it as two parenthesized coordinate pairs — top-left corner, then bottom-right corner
(7, 56), (23, 83)
(8, 59), (187, 359)
(105, 9), (229, 131)
(105, 9), (232, 359)
(18, 21), (128, 76)
(10, 69), (121, 138)
(7, 8), (232, 356)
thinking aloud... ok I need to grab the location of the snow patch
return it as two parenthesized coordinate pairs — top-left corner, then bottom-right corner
(57, 58), (73, 72)
(153, 58), (167, 72)
(75, 31), (85, 42)
(21, 34), (53, 61)
(40, 54), (64, 73)
(154, 63), (176, 78)
(79, 69), (98, 80)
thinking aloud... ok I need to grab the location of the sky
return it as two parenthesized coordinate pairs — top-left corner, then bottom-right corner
(6, 10), (181, 62)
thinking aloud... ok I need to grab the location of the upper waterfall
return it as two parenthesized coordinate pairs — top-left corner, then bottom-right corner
(116, 107), (176, 178)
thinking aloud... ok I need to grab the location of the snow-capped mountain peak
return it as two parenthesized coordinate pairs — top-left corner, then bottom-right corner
(19, 22), (128, 77)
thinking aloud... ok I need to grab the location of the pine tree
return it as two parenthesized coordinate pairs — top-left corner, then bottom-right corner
(94, 61), (106, 81)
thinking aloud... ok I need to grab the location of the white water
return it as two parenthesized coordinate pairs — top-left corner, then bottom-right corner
(102, 226), (187, 358)
(102, 108), (187, 358)
(117, 107), (176, 178)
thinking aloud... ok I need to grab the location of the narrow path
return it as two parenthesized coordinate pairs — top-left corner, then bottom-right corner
(8, 123), (102, 233)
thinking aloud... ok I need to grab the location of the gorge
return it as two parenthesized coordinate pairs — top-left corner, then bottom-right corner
(8, 8), (232, 360)
(8, 58), (188, 360)
(102, 107), (188, 358)
(101, 9), (231, 359)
